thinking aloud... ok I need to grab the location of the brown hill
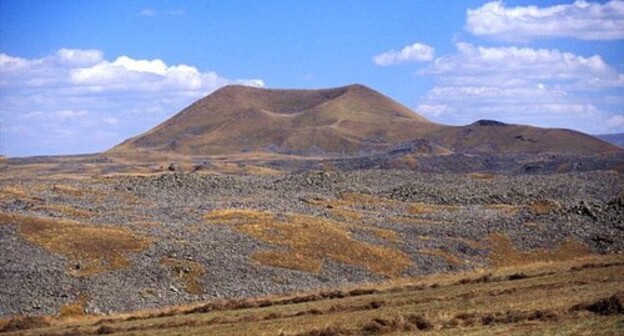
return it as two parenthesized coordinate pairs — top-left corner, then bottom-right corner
(426, 120), (619, 155)
(109, 84), (620, 157)
(110, 84), (441, 156)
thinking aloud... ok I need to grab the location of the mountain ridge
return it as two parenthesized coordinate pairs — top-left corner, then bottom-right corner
(109, 84), (620, 157)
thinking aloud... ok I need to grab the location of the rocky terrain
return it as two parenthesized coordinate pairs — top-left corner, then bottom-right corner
(1, 84), (623, 330)
(1, 168), (622, 318)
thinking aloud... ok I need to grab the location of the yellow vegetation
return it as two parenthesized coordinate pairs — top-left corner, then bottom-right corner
(483, 204), (522, 216)
(407, 203), (459, 215)
(339, 192), (401, 207)
(160, 257), (205, 295)
(488, 233), (591, 268)
(329, 208), (363, 222)
(52, 184), (86, 197)
(0, 212), (151, 276)
(251, 250), (322, 273)
(368, 227), (401, 243)
(529, 200), (560, 215)
(0, 185), (29, 200)
(204, 209), (412, 277)
(467, 172), (497, 180)
(58, 294), (88, 319)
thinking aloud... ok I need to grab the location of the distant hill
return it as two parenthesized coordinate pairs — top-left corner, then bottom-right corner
(596, 133), (624, 148)
(110, 84), (441, 156)
(109, 84), (621, 157)
(426, 120), (617, 155)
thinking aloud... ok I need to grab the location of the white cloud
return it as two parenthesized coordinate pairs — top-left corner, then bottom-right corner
(415, 43), (624, 134)
(373, 42), (434, 66)
(55, 48), (103, 66)
(0, 49), (264, 156)
(138, 8), (186, 17)
(426, 43), (621, 87)
(467, 0), (624, 41)
(138, 8), (157, 17)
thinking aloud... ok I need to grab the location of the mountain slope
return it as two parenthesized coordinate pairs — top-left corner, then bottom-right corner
(426, 120), (618, 155)
(110, 84), (440, 156)
(109, 84), (620, 157)
(596, 133), (624, 148)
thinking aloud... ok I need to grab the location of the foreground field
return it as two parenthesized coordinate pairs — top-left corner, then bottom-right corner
(2, 255), (622, 335)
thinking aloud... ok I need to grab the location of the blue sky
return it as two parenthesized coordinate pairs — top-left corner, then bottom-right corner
(1, 0), (623, 156)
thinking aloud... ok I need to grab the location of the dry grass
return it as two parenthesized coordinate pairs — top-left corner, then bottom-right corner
(0, 185), (29, 200)
(368, 227), (401, 243)
(11, 255), (623, 335)
(0, 212), (151, 276)
(488, 234), (591, 268)
(467, 172), (498, 180)
(529, 200), (560, 215)
(160, 257), (206, 294)
(204, 209), (411, 277)
(58, 294), (88, 319)
(407, 203), (459, 215)
(251, 250), (322, 273)
(51, 184), (87, 197)
(329, 208), (363, 223)
(338, 192), (401, 207)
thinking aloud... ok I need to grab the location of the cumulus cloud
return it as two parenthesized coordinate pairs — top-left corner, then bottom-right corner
(466, 0), (624, 41)
(373, 42), (434, 66)
(416, 43), (624, 134)
(425, 42), (623, 88)
(0, 49), (264, 156)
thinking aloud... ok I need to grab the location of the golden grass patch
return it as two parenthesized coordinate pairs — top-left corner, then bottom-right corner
(160, 257), (205, 295)
(52, 184), (86, 197)
(0, 185), (29, 199)
(467, 172), (497, 180)
(407, 203), (459, 215)
(0, 212), (151, 276)
(251, 250), (322, 273)
(339, 192), (401, 207)
(529, 200), (560, 215)
(488, 234), (591, 268)
(204, 209), (412, 277)
(368, 227), (401, 243)
(58, 294), (88, 319)
(330, 208), (364, 222)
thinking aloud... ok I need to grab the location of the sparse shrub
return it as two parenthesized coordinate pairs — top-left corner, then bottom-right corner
(367, 301), (384, 309)
(507, 272), (529, 280)
(321, 290), (346, 299)
(95, 325), (117, 334)
(298, 325), (352, 336)
(361, 314), (430, 335)
(572, 292), (624, 315)
(0, 316), (51, 332)
(405, 314), (433, 330)
(348, 288), (378, 297)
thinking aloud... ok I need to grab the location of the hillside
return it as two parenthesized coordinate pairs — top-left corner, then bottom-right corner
(426, 120), (618, 155)
(110, 84), (441, 156)
(109, 84), (621, 157)
(597, 133), (624, 147)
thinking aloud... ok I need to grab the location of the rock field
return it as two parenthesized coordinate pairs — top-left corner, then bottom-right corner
(1, 169), (623, 317)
